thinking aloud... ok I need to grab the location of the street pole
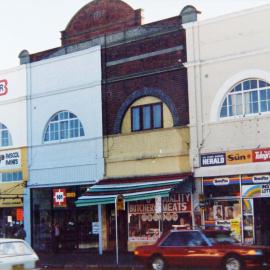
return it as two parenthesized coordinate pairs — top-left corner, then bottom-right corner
(115, 199), (119, 265)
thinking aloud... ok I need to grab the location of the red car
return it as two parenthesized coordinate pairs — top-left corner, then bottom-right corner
(134, 229), (270, 270)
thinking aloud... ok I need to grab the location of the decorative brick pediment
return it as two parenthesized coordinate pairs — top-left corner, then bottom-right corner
(61, 0), (142, 46)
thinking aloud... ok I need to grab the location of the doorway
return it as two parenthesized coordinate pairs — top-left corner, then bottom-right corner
(107, 204), (128, 252)
(254, 198), (270, 245)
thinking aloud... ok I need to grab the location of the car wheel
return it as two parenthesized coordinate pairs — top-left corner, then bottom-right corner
(223, 256), (243, 270)
(150, 256), (166, 270)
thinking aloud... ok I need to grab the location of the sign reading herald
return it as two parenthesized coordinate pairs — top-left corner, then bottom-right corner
(201, 153), (226, 167)
(201, 147), (270, 167)
(0, 80), (8, 96)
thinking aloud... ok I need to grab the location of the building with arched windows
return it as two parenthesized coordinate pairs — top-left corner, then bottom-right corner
(0, 66), (28, 236)
(19, 0), (199, 253)
(184, 4), (270, 245)
(23, 46), (104, 251)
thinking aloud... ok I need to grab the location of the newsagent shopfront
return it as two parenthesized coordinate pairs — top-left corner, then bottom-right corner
(199, 148), (270, 245)
(76, 175), (194, 252)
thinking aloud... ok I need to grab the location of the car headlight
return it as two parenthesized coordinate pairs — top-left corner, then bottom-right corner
(247, 249), (263, 256)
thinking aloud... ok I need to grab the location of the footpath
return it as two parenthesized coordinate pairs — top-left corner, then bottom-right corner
(37, 251), (145, 269)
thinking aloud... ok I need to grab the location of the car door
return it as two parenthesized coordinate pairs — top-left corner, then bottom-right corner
(181, 231), (219, 268)
(159, 231), (188, 267)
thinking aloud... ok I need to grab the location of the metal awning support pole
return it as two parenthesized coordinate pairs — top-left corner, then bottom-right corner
(115, 198), (119, 265)
(98, 204), (103, 255)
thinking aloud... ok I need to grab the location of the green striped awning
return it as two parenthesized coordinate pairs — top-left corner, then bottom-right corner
(76, 178), (186, 207)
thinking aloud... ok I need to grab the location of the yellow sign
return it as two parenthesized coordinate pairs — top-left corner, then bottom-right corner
(226, 150), (252, 165)
(116, 194), (125, 211)
(66, 192), (76, 198)
(0, 182), (24, 208)
(230, 218), (241, 239)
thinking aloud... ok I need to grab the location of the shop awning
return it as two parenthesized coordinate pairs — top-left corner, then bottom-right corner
(76, 175), (193, 207)
(0, 182), (25, 208)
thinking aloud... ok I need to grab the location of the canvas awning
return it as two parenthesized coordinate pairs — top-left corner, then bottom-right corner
(0, 182), (25, 208)
(76, 175), (193, 207)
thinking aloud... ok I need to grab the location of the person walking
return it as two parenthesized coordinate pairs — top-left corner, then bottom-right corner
(52, 222), (61, 253)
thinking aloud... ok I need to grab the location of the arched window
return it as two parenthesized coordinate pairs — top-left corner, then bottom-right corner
(0, 123), (12, 147)
(44, 111), (85, 142)
(220, 79), (270, 118)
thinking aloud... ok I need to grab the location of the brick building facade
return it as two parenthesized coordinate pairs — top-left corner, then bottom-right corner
(20, 0), (199, 253)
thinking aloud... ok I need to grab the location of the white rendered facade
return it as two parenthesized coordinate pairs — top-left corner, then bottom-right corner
(24, 46), (104, 244)
(184, 4), (270, 244)
(184, 4), (270, 176)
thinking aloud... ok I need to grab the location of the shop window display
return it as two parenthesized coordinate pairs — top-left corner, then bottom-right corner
(128, 194), (192, 241)
(204, 199), (241, 240)
(32, 187), (98, 252)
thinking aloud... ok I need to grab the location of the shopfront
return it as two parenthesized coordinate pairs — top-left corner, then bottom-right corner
(31, 185), (98, 252)
(76, 175), (194, 252)
(202, 176), (242, 241)
(128, 193), (193, 250)
(201, 173), (270, 245)
(0, 147), (27, 237)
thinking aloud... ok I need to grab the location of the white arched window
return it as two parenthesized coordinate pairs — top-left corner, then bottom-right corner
(220, 79), (270, 118)
(0, 123), (12, 147)
(44, 111), (85, 142)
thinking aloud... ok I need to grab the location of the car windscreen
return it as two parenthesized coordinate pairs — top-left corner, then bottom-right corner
(0, 242), (34, 257)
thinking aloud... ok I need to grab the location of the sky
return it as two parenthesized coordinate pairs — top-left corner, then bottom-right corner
(0, 0), (270, 70)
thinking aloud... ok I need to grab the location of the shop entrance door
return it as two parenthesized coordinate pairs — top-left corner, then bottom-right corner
(254, 198), (270, 245)
(107, 204), (128, 252)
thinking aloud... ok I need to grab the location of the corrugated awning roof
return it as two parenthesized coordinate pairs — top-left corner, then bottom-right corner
(76, 175), (193, 207)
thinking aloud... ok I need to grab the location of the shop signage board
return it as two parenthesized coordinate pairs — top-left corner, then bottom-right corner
(201, 147), (270, 167)
(92, 222), (100, 234)
(213, 178), (230, 186)
(0, 79), (8, 96)
(261, 184), (270, 197)
(201, 153), (226, 167)
(252, 175), (270, 184)
(253, 148), (270, 162)
(0, 149), (21, 170)
(242, 184), (270, 198)
(116, 194), (125, 211)
(53, 188), (67, 208)
(226, 150), (252, 165)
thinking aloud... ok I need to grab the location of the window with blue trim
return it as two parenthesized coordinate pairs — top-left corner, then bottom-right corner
(0, 123), (12, 147)
(220, 79), (270, 118)
(2, 171), (22, 182)
(44, 111), (85, 142)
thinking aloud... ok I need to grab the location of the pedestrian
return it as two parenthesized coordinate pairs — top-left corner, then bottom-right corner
(15, 224), (26, 240)
(52, 222), (61, 253)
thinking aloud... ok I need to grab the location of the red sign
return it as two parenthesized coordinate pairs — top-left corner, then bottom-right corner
(16, 208), (24, 222)
(0, 80), (8, 96)
(252, 148), (270, 162)
(53, 189), (67, 208)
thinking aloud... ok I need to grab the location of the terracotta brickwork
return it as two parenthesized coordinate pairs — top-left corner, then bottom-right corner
(28, 0), (189, 136)
(62, 0), (142, 46)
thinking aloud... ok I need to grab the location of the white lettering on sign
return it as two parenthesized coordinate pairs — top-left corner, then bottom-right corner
(0, 149), (21, 169)
(0, 80), (8, 96)
(253, 175), (270, 184)
(129, 193), (192, 214)
(216, 220), (230, 227)
(201, 153), (226, 167)
(261, 184), (270, 197)
(213, 178), (230, 186)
